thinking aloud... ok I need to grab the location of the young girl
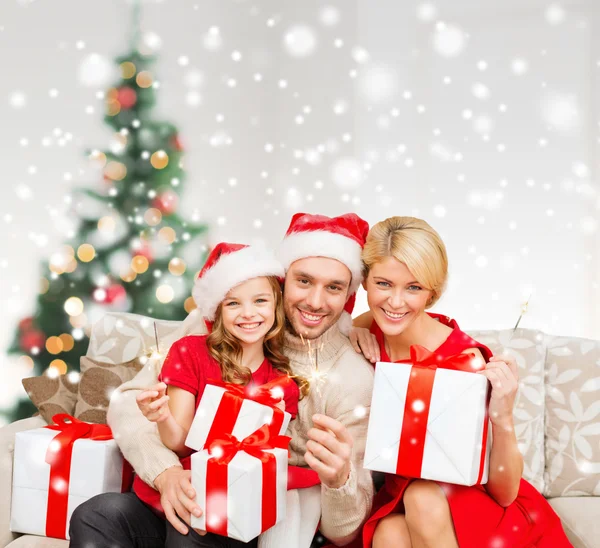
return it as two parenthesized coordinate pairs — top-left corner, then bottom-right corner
(350, 217), (571, 548)
(135, 242), (308, 547)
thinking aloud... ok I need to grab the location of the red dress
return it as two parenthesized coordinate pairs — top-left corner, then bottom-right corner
(134, 334), (306, 513)
(361, 314), (571, 548)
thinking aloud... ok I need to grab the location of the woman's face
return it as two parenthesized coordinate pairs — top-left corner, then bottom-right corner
(365, 256), (433, 337)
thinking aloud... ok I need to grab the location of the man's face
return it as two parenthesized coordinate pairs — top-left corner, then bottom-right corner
(283, 257), (351, 340)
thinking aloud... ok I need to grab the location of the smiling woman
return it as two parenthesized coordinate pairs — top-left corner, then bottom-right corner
(352, 216), (571, 548)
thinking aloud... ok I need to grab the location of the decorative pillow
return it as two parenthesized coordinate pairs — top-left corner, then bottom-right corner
(87, 312), (182, 364)
(544, 335), (600, 497)
(467, 328), (546, 493)
(22, 373), (79, 424)
(74, 355), (145, 424)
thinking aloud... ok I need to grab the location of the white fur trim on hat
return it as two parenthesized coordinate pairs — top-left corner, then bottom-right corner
(277, 230), (364, 295)
(192, 245), (284, 321)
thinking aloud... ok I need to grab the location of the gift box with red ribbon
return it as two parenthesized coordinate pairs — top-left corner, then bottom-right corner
(191, 424), (289, 542)
(363, 346), (491, 486)
(185, 376), (292, 452)
(10, 414), (132, 540)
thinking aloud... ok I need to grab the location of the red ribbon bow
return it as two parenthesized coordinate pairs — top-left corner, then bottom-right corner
(43, 414), (133, 539)
(204, 376), (291, 448)
(205, 425), (290, 537)
(396, 346), (489, 484)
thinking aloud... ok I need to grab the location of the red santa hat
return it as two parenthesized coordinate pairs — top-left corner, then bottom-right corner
(277, 212), (369, 334)
(192, 242), (284, 322)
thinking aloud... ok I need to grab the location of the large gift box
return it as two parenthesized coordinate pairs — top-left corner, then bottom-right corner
(10, 414), (131, 540)
(190, 425), (289, 542)
(185, 377), (292, 451)
(364, 346), (491, 486)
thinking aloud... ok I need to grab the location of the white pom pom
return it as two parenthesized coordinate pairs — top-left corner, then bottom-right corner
(337, 311), (353, 336)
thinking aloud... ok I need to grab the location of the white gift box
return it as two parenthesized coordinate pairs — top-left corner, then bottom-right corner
(191, 447), (288, 542)
(10, 427), (124, 540)
(185, 384), (291, 451)
(364, 361), (491, 486)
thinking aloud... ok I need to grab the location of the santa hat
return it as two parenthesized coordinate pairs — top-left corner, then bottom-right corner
(277, 212), (369, 334)
(192, 242), (284, 322)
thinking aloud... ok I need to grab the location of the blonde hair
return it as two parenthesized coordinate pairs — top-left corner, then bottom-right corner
(362, 216), (448, 307)
(206, 276), (309, 398)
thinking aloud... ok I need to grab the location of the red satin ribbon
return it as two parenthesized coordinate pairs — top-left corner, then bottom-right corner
(205, 425), (290, 537)
(43, 414), (131, 539)
(395, 346), (490, 483)
(204, 376), (291, 448)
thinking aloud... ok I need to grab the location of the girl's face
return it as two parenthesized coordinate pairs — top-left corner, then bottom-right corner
(365, 256), (433, 337)
(220, 276), (276, 347)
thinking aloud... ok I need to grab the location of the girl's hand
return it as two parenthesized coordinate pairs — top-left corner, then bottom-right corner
(349, 327), (380, 363)
(136, 382), (171, 423)
(478, 354), (519, 430)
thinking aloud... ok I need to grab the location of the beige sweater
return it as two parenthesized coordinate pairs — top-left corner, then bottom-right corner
(107, 323), (374, 544)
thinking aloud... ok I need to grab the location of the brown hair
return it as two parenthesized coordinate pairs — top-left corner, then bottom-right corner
(362, 216), (448, 308)
(206, 276), (309, 398)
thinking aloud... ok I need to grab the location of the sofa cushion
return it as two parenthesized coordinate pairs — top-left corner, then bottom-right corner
(466, 328), (546, 492)
(21, 374), (79, 424)
(544, 335), (600, 497)
(86, 312), (182, 364)
(7, 535), (68, 548)
(74, 356), (145, 424)
(548, 497), (600, 548)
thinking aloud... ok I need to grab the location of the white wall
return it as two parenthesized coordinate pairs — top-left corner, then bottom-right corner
(1, 0), (599, 411)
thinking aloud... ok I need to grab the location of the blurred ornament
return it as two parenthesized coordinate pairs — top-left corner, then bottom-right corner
(117, 87), (137, 109)
(20, 329), (45, 353)
(158, 226), (177, 244)
(184, 296), (197, 313)
(105, 284), (127, 305)
(64, 297), (84, 317)
(59, 334), (75, 352)
(156, 284), (175, 303)
(144, 207), (162, 226)
(18, 317), (35, 332)
(46, 336), (64, 355)
(136, 71), (153, 88)
(131, 255), (150, 274)
(168, 258), (186, 276)
(77, 243), (96, 263)
(49, 359), (68, 375)
(120, 61), (136, 79)
(171, 134), (184, 151)
(151, 150), (169, 169)
(104, 161), (127, 181)
(152, 190), (179, 215)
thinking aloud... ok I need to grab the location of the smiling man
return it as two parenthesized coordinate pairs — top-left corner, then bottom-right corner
(69, 213), (375, 548)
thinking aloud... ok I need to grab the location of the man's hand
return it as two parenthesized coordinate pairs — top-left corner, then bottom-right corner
(154, 466), (206, 536)
(305, 414), (353, 489)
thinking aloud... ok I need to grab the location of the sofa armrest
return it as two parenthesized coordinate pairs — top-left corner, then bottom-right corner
(0, 416), (47, 548)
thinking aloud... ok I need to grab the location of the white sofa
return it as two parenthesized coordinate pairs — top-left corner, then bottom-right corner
(1, 312), (599, 547)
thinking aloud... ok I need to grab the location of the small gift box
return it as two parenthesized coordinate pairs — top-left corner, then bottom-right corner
(10, 414), (132, 540)
(185, 377), (292, 452)
(364, 346), (491, 486)
(191, 425), (289, 542)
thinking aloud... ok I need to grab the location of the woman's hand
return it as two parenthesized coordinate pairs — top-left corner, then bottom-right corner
(478, 354), (519, 429)
(136, 382), (171, 423)
(349, 327), (380, 363)
(274, 400), (286, 411)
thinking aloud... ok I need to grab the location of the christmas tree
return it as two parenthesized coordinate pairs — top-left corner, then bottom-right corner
(5, 5), (208, 422)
